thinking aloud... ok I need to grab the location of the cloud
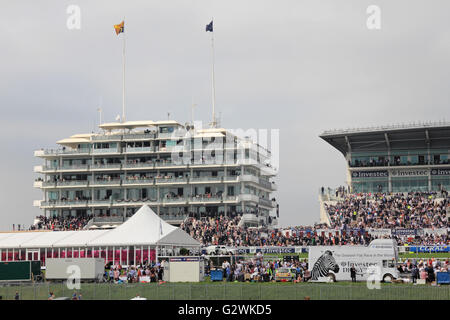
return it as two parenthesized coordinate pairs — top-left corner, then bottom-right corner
(0, 0), (449, 229)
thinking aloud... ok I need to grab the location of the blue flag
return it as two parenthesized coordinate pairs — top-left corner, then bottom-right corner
(206, 20), (213, 32)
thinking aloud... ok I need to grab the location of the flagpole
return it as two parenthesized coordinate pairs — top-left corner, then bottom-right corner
(191, 96), (196, 125)
(210, 19), (216, 128)
(122, 18), (126, 123)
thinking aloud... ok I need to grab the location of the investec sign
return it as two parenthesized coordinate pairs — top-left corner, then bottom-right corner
(391, 169), (429, 177)
(431, 168), (450, 176)
(351, 170), (388, 178)
(352, 168), (450, 178)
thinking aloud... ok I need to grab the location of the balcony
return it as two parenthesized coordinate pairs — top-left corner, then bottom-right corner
(258, 178), (277, 191)
(238, 194), (260, 203)
(189, 195), (227, 204)
(57, 180), (89, 187)
(41, 200), (90, 208)
(259, 164), (278, 176)
(156, 177), (188, 184)
(33, 180), (43, 188)
(190, 176), (224, 183)
(92, 134), (123, 141)
(90, 163), (122, 170)
(33, 165), (43, 173)
(123, 162), (155, 169)
(35, 148), (91, 157)
(161, 197), (188, 204)
(92, 148), (119, 154)
(123, 133), (155, 140)
(157, 132), (176, 139)
(259, 197), (274, 208)
(33, 200), (42, 207)
(37, 194), (245, 209)
(155, 161), (183, 168)
(239, 174), (259, 184)
(125, 147), (152, 153)
(89, 179), (121, 187)
(123, 178), (155, 185)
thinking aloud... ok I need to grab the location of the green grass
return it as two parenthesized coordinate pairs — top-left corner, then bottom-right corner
(398, 252), (450, 259)
(1, 281), (449, 300)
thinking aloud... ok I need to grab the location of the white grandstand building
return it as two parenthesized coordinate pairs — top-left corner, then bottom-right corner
(33, 120), (278, 228)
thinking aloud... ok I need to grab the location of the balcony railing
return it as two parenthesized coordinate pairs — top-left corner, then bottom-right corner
(155, 161), (180, 167)
(37, 148), (91, 156)
(92, 148), (119, 154)
(92, 134), (123, 141)
(123, 162), (155, 169)
(258, 178), (273, 190)
(157, 132), (176, 139)
(90, 164), (122, 170)
(259, 197), (273, 207)
(57, 180), (89, 187)
(122, 179), (155, 185)
(125, 147), (152, 153)
(39, 175), (249, 189)
(38, 194), (243, 208)
(190, 176), (224, 183)
(41, 200), (90, 207)
(89, 179), (122, 186)
(123, 133), (156, 140)
(156, 177), (188, 184)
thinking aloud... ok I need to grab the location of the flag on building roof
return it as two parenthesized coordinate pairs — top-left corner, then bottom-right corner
(206, 20), (213, 32)
(114, 21), (125, 35)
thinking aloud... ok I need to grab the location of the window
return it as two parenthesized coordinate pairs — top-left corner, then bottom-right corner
(382, 260), (395, 268)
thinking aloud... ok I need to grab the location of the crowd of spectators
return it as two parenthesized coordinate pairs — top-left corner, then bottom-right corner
(29, 215), (91, 231)
(25, 191), (448, 246)
(105, 261), (166, 283)
(397, 258), (450, 284)
(325, 192), (448, 230)
(207, 254), (450, 284)
(182, 208), (448, 247)
(181, 216), (382, 247)
(207, 254), (310, 283)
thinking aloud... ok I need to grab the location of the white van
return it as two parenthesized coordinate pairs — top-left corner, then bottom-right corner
(308, 239), (399, 282)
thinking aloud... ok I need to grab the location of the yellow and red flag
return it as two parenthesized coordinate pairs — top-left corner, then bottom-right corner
(114, 21), (124, 35)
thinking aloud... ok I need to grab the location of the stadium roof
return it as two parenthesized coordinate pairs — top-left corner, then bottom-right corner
(0, 206), (200, 249)
(319, 121), (450, 154)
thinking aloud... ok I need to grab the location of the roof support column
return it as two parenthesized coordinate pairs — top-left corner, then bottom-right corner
(428, 170), (432, 192)
(425, 130), (431, 165)
(384, 133), (392, 192)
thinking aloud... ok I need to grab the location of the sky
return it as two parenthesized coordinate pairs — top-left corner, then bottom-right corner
(0, 0), (449, 230)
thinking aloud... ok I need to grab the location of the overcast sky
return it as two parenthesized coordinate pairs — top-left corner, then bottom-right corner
(0, 0), (449, 230)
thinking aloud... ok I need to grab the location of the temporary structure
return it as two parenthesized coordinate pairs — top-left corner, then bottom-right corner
(0, 205), (200, 266)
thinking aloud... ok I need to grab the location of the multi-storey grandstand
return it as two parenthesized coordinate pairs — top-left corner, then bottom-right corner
(32, 120), (278, 230)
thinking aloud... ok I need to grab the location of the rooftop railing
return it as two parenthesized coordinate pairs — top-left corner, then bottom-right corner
(321, 120), (450, 136)
(123, 133), (155, 140)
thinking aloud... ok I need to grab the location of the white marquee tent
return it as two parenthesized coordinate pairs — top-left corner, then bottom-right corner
(0, 205), (200, 265)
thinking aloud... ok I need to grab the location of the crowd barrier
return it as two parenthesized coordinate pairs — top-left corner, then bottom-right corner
(0, 282), (449, 300)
